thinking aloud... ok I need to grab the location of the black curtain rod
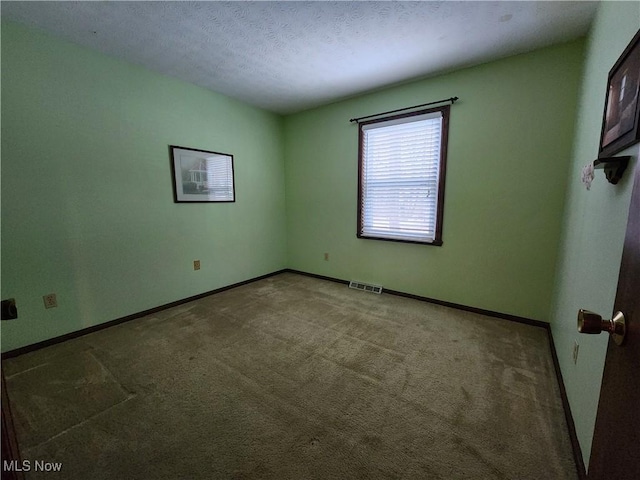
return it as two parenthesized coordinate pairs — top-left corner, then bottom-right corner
(349, 96), (458, 123)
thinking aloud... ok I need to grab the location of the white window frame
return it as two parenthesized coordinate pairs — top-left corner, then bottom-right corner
(357, 105), (449, 245)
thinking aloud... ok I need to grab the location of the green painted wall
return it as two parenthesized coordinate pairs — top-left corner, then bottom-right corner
(3, 5), (638, 467)
(0, 22), (287, 352)
(550, 2), (639, 468)
(284, 40), (585, 321)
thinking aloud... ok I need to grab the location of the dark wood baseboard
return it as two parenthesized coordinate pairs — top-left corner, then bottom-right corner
(384, 287), (548, 328)
(285, 268), (547, 328)
(546, 329), (587, 480)
(1, 269), (287, 360)
(284, 269), (350, 286)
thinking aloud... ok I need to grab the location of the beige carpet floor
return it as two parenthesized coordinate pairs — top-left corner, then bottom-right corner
(3, 272), (577, 479)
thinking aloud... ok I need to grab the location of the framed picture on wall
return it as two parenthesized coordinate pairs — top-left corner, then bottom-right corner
(169, 145), (235, 203)
(598, 29), (640, 158)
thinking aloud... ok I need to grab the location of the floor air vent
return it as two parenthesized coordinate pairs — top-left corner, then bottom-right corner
(349, 281), (383, 294)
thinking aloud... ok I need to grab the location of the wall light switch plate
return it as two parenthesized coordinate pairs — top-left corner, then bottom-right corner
(193, 260), (201, 270)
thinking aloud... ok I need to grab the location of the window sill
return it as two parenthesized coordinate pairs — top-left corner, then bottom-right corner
(357, 233), (443, 246)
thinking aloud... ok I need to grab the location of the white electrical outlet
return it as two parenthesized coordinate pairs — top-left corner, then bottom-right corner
(572, 341), (579, 364)
(43, 293), (57, 309)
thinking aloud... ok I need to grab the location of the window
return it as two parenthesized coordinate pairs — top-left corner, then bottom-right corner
(357, 105), (449, 245)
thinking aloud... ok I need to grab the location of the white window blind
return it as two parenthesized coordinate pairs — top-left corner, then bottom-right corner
(360, 110), (443, 243)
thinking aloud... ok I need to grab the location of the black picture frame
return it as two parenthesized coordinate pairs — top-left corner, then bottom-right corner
(169, 145), (235, 203)
(598, 29), (640, 158)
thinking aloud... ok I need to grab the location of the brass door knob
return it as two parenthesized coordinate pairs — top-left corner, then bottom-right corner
(577, 309), (626, 346)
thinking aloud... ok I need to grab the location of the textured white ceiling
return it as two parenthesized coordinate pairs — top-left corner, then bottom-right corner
(1, 1), (599, 114)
